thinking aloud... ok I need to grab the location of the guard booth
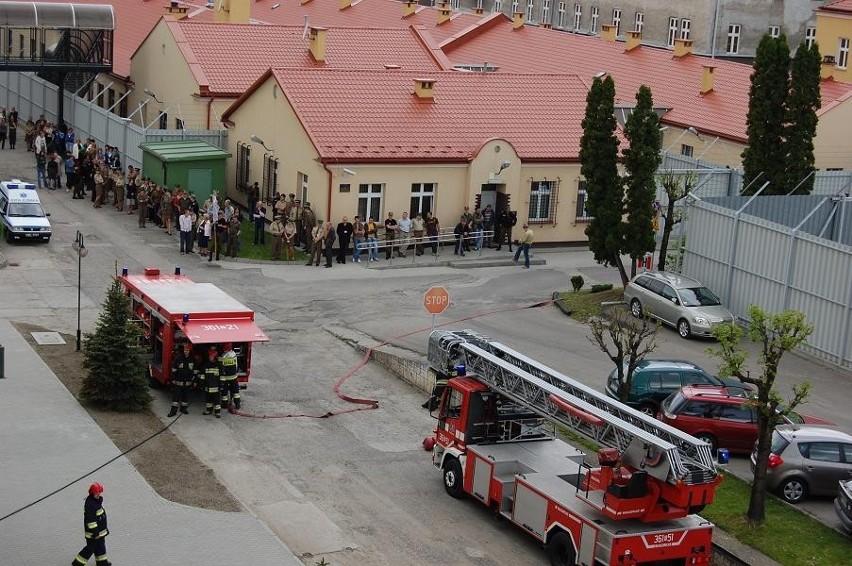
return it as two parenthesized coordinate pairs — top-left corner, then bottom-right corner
(139, 140), (230, 203)
(119, 267), (269, 387)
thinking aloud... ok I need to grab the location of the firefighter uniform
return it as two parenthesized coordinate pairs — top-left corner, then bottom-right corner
(219, 343), (240, 410)
(200, 347), (223, 418)
(168, 344), (197, 417)
(73, 483), (111, 566)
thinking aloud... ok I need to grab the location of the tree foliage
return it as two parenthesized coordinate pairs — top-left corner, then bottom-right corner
(580, 75), (628, 285)
(783, 42), (822, 195)
(81, 278), (151, 412)
(741, 35), (791, 195)
(588, 308), (659, 404)
(708, 305), (813, 525)
(656, 170), (697, 271)
(622, 85), (662, 278)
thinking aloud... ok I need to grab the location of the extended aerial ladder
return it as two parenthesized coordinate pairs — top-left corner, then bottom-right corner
(428, 329), (721, 519)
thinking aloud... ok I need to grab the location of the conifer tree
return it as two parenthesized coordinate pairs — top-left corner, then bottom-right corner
(741, 34), (791, 195)
(622, 85), (662, 278)
(784, 42), (822, 195)
(580, 75), (628, 285)
(81, 278), (151, 411)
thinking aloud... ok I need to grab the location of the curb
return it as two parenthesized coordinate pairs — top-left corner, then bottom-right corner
(0, 249), (7, 269)
(552, 291), (572, 317)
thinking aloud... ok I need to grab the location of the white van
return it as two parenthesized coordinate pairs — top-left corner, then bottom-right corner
(0, 180), (52, 243)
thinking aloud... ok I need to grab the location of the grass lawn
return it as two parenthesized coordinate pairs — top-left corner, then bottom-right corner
(238, 220), (307, 262)
(556, 288), (625, 322)
(704, 473), (850, 565)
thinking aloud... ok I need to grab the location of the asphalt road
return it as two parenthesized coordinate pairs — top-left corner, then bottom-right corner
(2, 152), (851, 563)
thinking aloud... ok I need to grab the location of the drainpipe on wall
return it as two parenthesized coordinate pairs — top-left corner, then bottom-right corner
(323, 160), (333, 222)
(710, 0), (720, 59)
(206, 96), (215, 130)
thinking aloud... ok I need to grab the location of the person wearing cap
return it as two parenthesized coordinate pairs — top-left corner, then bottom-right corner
(270, 214), (286, 260)
(283, 219), (297, 261)
(72, 483), (111, 566)
(289, 198), (303, 248)
(168, 342), (197, 417)
(200, 346), (223, 417)
(513, 222), (535, 269)
(253, 198), (267, 245)
(301, 202), (316, 252)
(305, 219), (324, 266)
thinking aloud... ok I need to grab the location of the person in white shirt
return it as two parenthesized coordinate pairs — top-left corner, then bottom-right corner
(397, 211), (412, 257)
(179, 209), (194, 254)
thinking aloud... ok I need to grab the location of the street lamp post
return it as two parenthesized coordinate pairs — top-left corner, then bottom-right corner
(73, 231), (88, 351)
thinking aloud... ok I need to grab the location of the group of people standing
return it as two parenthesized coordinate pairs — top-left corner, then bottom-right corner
(168, 341), (241, 419)
(0, 106), (19, 149)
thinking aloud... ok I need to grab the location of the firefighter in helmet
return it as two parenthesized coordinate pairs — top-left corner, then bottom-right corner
(72, 482), (111, 566)
(168, 342), (197, 417)
(200, 345), (223, 418)
(219, 342), (241, 410)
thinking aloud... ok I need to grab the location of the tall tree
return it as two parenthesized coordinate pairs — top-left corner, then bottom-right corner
(708, 305), (812, 525)
(622, 85), (662, 278)
(656, 169), (697, 272)
(81, 278), (151, 412)
(580, 75), (628, 285)
(741, 34), (791, 195)
(783, 41), (822, 195)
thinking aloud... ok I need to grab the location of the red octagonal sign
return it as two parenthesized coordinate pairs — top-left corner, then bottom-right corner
(424, 286), (450, 315)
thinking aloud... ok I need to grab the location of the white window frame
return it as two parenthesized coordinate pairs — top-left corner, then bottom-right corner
(298, 172), (309, 204)
(358, 183), (383, 222)
(768, 25), (780, 39)
(261, 154), (278, 205)
(576, 181), (590, 221)
(668, 17), (678, 48)
(410, 183), (436, 216)
(680, 18), (691, 41)
(634, 12), (644, 34)
(612, 8), (621, 36)
(526, 0), (535, 21)
(476, 0), (483, 9)
(451, 0), (460, 9)
(726, 24), (741, 54)
(541, 0), (550, 23)
(570, 3), (579, 30)
(839, 38), (850, 69)
(681, 144), (694, 157)
(805, 26), (816, 49)
(494, 0), (503, 12)
(529, 180), (553, 222)
(590, 6), (599, 34)
(512, 0), (519, 14)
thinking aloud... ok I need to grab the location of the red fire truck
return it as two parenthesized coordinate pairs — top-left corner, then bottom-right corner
(120, 267), (269, 387)
(427, 330), (721, 566)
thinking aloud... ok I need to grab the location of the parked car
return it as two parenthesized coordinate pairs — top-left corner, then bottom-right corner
(604, 359), (751, 415)
(657, 385), (831, 454)
(835, 479), (852, 533)
(749, 426), (852, 504)
(623, 271), (734, 339)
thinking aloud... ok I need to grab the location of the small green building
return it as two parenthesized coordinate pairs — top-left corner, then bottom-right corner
(139, 140), (231, 202)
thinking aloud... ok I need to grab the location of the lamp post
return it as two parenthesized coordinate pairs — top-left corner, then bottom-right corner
(73, 230), (88, 351)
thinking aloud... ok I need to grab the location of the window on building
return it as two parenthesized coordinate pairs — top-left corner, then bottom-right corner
(451, 0), (460, 9)
(839, 37), (850, 69)
(726, 24), (741, 54)
(526, 0), (534, 21)
(668, 17), (678, 48)
(261, 154), (278, 204)
(298, 172), (309, 204)
(108, 89), (116, 112)
(339, 183), (351, 193)
(476, 0), (484, 9)
(175, 118), (184, 130)
(768, 26), (780, 39)
(410, 183), (436, 217)
(96, 83), (104, 107)
(119, 96), (128, 118)
(576, 181), (591, 221)
(158, 112), (168, 130)
(569, 3), (578, 30)
(358, 184), (383, 221)
(236, 142), (251, 193)
(529, 180), (556, 223)
(680, 19), (691, 41)
(541, 0), (550, 23)
(494, 0), (502, 13)
(611, 8), (621, 36)
(805, 26), (816, 49)
(590, 6), (599, 34)
(512, 0), (519, 14)
(634, 12), (644, 34)
(681, 144), (694, 157)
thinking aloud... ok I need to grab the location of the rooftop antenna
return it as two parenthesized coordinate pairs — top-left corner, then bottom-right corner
(302, 15), (309, 39)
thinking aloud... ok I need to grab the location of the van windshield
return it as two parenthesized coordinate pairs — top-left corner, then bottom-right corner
(8, 202), (46, 217)
(679, 287), (721, 307)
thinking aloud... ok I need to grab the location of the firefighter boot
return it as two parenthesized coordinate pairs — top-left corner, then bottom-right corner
(167, 406), (178, 418)
(180, 406), (189, 414)
(234, 398), (241, 410)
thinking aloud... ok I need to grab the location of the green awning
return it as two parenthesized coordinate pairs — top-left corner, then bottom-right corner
(139, 140), (231, 163)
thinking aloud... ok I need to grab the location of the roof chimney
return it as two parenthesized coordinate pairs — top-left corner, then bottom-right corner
(540, 22), (552, 29)
(165, 2), (189, 20)
(339, 0), (352, 10)
(402, 0), (417, 18)
(214, 0), (250, 24)
(300, 0), (313, 4)
(309, 26), (327, 63)
(625, 30), (642, 51)
(513, 11), (525, 30)
(438, 3), (451, 25)
(673, 38), (693, 58)
(475, 7), (484, 15)
(700, 65), (715, 94)
(600, 24), (617, 41)
(414, 78), (435, 101)
(821, 55), (836, 79)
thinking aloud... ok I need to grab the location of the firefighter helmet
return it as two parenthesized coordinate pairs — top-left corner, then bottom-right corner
(223, 342), (233, 350)
(88, 482), (104, 496)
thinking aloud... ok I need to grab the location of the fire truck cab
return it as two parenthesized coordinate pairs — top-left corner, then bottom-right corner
(119, 267), (269, 386)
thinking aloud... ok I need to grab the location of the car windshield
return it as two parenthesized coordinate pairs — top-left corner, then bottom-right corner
(678, 286), (721, 307)
(770, 430), (790, 455)
(8, 202), (45, 217)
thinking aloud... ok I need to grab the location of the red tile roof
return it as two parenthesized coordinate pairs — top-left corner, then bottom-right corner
(820, 0), (852, 13)
(436, 21), (852, 142)
(224, 68), (590, 162)
(163, 19), (447, 96)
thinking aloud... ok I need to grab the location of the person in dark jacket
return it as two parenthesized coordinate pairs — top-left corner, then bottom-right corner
(336, 216), (353, 264)
(453, 216), (469, 256)
(200, 346), (223, 417)
(168, 343), (197, 417)
(72, 482), (111, 566)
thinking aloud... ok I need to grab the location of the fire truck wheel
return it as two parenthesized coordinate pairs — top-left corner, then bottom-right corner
(442, 458), (464, 499)
(546, 531), (576, 566)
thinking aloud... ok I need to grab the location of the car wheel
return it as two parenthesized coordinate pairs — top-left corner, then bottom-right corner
(638, 403), (657, 417)
(630, 299), (643, 318)
(546, 531), (577, 566)
(780, 477), (808, 504)
(678, 319), (692, 339)
(443, 457), (464, 499)
(695, 433), (716, 453)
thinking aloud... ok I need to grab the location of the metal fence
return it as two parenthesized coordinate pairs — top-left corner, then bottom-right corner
(680, 194), (852, 369)
(0, 71), (227, 171)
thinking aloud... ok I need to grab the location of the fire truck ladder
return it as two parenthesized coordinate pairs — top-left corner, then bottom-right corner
(429, 330), (718, 488)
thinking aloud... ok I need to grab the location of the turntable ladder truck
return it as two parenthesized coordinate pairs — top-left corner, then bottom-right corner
(427, 330), (721, 566)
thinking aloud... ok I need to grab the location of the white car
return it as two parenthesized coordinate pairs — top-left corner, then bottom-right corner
(0, 180), (52, 243)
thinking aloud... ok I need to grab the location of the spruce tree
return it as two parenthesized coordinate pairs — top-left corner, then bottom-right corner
(784, 42), (822, 195)
(580, 75), (628, 285)
(622, 85), (662, 278)
(81, 278), (151, 411)
(741, 34), (791, 195)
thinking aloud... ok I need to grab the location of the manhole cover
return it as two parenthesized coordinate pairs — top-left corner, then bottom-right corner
(31, 332), (66, 345)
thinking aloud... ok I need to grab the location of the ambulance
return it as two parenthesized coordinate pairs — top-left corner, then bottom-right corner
(0, 179), (52, 243)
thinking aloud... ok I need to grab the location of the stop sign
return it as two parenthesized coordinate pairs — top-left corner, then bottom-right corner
(424, 286), (450, 315)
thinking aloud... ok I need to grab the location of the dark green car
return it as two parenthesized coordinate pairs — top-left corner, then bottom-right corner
(604, 359), (749, 415)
